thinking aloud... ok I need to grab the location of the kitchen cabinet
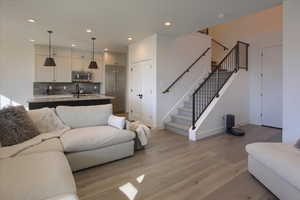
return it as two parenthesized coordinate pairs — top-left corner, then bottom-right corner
(34, 45), (111, 83)
(104, 52), (127, 66)
(87, 54), (103, 82)
(35, 45), (71, 57)
(35, 54), (71, 82)
(54, 56), (71, 82)
(35, 45), (72, 82)
(71, 49), (103, 82)
(71, 49), (90, 71)
(35, 54), (54, 82)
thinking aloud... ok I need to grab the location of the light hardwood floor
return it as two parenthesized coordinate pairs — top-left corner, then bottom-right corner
(74, 125), (281, 200)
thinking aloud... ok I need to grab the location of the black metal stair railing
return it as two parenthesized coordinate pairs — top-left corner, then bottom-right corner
(192, 41), (249, 129)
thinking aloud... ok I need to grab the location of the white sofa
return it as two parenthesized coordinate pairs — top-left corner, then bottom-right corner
(0, 104), (136, 200)
(246, 143), (300, 200)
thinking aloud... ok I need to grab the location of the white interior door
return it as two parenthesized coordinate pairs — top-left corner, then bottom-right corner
(262, 45), (282, 128)
(140, 61), (154, 125)
(130, 63), (143, 122)
(130, 60), (154, 126)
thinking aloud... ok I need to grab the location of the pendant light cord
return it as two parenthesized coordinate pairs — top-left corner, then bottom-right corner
(48, 30), (53, 58)
(92, 37), (96, 61)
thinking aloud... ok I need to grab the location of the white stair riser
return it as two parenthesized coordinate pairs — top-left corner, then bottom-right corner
(165, 124), (189, 136)
(178, 108), (193, 117)
(171, 116), (192, 126)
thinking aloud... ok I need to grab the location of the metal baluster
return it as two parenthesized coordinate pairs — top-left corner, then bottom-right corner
(192, 94), (195, 129)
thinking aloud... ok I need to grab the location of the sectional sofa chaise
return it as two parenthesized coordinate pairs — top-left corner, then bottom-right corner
(0, 104), (136, 200)
(246, 142), (300, 200)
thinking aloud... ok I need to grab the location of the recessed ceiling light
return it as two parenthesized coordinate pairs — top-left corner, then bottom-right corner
(71, 44), (76, 47)
(128, 36), (133, 41)
(218, 13), (225, 19)
(164, 22), (172, 27)
(104, 48), (108, 52)
(29, 39), (35, 42)
(86, 29), (92, 33)
(27, 19), (36, 23)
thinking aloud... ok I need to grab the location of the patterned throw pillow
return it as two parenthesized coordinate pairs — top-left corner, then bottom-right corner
(0, 106), (40, 146)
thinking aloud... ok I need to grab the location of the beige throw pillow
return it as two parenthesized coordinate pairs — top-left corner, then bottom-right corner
(28, 108), (69, 133)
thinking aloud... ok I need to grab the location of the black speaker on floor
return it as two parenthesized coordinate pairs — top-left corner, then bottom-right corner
(225, 114), (245, 136)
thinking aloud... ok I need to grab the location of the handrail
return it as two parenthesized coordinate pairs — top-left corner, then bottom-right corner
(212, 38), (229, 51)
(162, 47), (210, 94)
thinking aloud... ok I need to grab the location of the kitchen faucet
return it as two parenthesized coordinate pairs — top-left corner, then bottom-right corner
(75, 83), (80, 98)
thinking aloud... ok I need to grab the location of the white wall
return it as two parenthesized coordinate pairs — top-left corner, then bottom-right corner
(0, 5), (35, 107)
(157, 33), (211, 127)
(210, 5), (283, 125)
(283, 0), (300, 144)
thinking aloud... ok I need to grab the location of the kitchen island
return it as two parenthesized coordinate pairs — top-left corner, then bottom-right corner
(28, 95), (114, 110)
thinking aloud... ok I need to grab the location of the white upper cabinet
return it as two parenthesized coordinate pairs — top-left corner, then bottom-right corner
(88, 54), (103, 82)
(35, 45), (71, 57)
(35, 54), (54, 82)
(104, 52), (127, 66)
(34, 45), (72, 82)
(71, 49), (91, 71)
(71, 49), (103, 82)
(34, 45), (117, 83)
(54, 56), (71, 82)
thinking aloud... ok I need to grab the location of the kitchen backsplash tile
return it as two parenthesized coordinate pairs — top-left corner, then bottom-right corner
(34, 82), (101, 95)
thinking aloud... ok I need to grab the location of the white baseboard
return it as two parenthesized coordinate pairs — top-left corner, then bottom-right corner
(195, 127), (225, 140)
(194, 121), (250, 140)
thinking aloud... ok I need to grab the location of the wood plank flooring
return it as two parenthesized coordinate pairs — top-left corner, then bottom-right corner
(74, 125), (281, 200)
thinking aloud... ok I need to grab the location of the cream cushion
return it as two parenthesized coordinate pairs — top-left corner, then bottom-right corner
(246, 143), (300, 191)
(61, 126), (135, 152)
(17, 138), (63, 156)
(56, 104), (112, 128)
(28, 108), (69, 133)
(0, 152), (76, 200)
(108, 114), (126, 129)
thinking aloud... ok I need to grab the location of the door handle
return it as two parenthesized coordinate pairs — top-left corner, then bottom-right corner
(137, 94), (143, 99)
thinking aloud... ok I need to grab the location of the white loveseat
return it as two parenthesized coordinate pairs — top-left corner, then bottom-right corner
(0, 104), (136, 200)
(246, 143), (300, 200)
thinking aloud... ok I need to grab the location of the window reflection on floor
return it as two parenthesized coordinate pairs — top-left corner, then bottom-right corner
(136, 174), (145, 184)
(119, 174), (145, 200)
(119, 183), (138, 200)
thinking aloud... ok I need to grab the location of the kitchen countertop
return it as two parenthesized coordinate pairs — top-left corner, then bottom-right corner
(28, 94), (115, 103)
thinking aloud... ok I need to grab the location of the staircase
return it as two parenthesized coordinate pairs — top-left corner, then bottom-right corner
(164, 41), (249, 137)
(165, 71), (232, 136)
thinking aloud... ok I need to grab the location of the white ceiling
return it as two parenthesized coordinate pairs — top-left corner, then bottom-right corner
(1, 0), (282, 52)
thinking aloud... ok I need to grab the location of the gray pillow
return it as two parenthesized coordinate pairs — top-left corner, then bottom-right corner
(0, 106), (40, 146)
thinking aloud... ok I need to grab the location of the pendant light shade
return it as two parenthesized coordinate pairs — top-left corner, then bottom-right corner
(44, 30), (56, 67)
(88, 37), (98, 69)
(44, 57), (56, 66)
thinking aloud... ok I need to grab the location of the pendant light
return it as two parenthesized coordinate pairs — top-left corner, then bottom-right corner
(44, 30), (56, 67)
(88, 37), (98, 69)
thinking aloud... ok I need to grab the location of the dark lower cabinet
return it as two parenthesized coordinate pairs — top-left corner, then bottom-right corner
(28, 99), (112, 110)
